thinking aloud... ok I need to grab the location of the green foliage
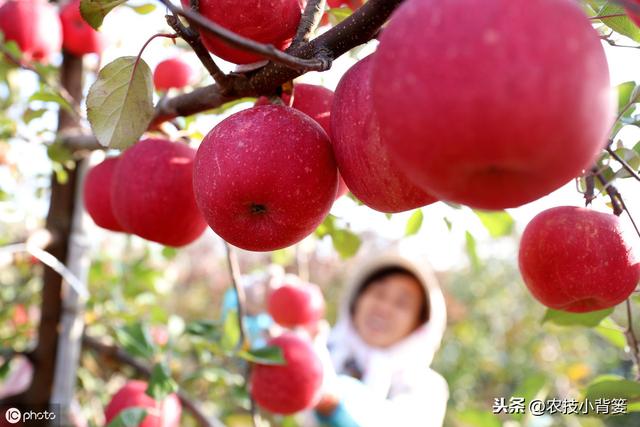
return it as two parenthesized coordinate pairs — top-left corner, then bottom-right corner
(585, 375), (640, 401)
(114, 322), (156, 359)
(106, 407), (148, 427)
(589, 1), (640, 43)
(126, 3), (156, 14)
(86, 57), (154, 149)
(147, 363), (178, 400)
(315, 215), (361, 259)
(473, 210), (514, 238)
(405, 209), (423, 236)
(542, 308), (614, 327)
(238, 346), (285, 365)
(80, 0), (128, 30)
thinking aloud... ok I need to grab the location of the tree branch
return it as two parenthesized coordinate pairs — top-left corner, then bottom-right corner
(157, 0), (328, 72)
(165, 14), (233, 89)
(292, 0), (327, 46)
(224, 242), (248, 352)
(82, 334), (227, 427)
(154, 0), (401, 121)
(625, 299), (640, 381)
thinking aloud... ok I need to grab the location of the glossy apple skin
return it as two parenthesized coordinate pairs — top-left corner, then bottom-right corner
(250, 333), (323, 414)
(104, 380), (181, 427)
(332, 55), (437, 213)
(268, 282), (325, 327)
(111, 139), (207, 247)
(195, 0), (304, 64)
(60, 0), (106, 55)
(371, 0), (613, 210)
(518, 206), (640, 313)
(0, 0), (62, 63)
(153, 57), (194, 91)
(193, 105), (337, 251)
(255, 84), (349, 199)
(83, 157), (124, 232)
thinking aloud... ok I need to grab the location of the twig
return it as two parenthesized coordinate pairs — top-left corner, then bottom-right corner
(606, 145), (640, 182)
(292, 0), (327, 46)
(223, 242), (248, 352)
(626, 299), (640, 381)
(591, 167), (624, 216)
(157, 0), (329, 72)
(82, 334), (226, 427)
(165, 14), (233, 89)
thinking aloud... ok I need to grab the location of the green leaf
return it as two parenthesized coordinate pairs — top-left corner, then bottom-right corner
(106, 407), (148, 427)
(405, 209), (423, 236)
(443, 217), (452, 232)
(0, 40), (22, 60)
(511, 374), (547, 421)
(617, 81), (637, 119)
(0, 116), (16, 140)
(207, 98), (255, 115)
(585, 375), (640, 400)
(185, 320), (222, 340)
(238, 346), (285, 365)
(29, 89), (73, 113)
(473, 210), (514, 237)
(114, 322), (156, 359)
(315, 215), (335, 238)
(331, 228), (361, 259)
(221, 309), (241, 352)
(455, 409), (501, 427)
(271, 248), (295, 266)
(126, 3), (156, 14)
(465, 231), (480, 271)
(0, 357), (11, 381)
(80, 0), (127, 30)
(147, 363), (178, 401)
(327, 7), (353, 25)
(591, 2), (640, 43)
(542, 308), (613, 327)
(613, 147), (640, 179)
(22, 108), (47, 124)
(595, 318), (626, 349)
(87, 57), (154, 149)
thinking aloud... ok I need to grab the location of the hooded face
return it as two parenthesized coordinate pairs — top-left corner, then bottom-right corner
(352, 272), (426, 348)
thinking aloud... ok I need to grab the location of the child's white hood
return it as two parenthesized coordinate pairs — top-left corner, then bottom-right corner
(327, 251), (447, 399)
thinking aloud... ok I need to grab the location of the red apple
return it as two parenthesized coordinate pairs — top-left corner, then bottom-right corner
(193, 105), (338, 251)
(519, 206), (640, 313)
(327, 0), (362, 8)
(250, 333), (323, 414)
(111, 138), (207, 247)
(268, 282), (325, 327)
(153, 57), (194, 91)
(255, 85), (350, 199)
(83, 157), (125, 232)
(332, 55), (437, 213)
(0, 0), (62, 63)
(626, 1), (640, 26)
(195, 0), (304, 64)
(371, 0), (612, 210)
(60, 0), (106, 56)
(104, 380), (181, 427)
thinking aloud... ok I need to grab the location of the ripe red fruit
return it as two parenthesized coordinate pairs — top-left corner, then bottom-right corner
(83, 157), (125, 232)
(268, 282), (325, 327)
(0, 0), (62, 63)
(371, 0), (612, 210)
(104, 380), (181, 427)
(112, 139), (207, 247)
(195, 0), (303, 64)
(255, 85), (349, 199)
(193, 105), (338, 251)
(327, 0), (362, 8)
(153, 57), (194, 91)
(332, 55), (436, 213)
(60, 0), (106, 56)
(250, 333), (323, 414)
(519, 206), (640, 313)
